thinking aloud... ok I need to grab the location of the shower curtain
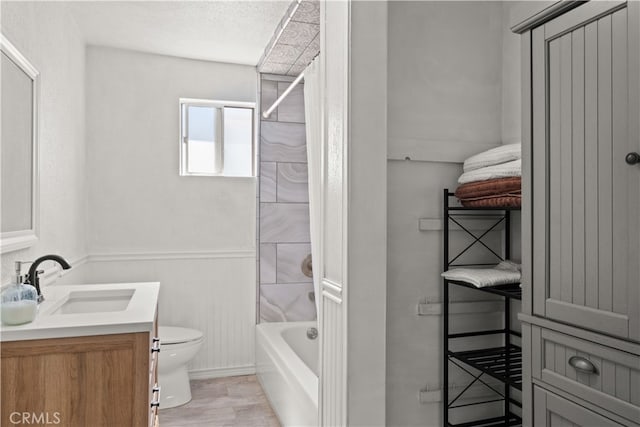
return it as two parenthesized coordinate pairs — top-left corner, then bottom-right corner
(304, 56), (321, 317)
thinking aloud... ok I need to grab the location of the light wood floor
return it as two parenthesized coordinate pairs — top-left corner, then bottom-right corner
(159, 375), (281, 427)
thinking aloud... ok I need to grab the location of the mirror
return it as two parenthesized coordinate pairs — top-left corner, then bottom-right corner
(1, 34), (39, 253)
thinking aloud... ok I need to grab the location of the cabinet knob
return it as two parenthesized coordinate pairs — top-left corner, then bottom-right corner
(568, 356), (598, 375)
(625, 152), (640, 165)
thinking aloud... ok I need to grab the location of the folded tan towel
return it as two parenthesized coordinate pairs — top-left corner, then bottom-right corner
(460, 196), (521, 208)
(455, 177), (521, 199)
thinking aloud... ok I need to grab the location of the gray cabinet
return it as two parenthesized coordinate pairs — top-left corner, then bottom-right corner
(515, 0), (640, 426)
(531, 0), (640, 342)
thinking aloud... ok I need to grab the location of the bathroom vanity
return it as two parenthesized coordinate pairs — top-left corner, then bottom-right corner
(0, 282), (160, 427)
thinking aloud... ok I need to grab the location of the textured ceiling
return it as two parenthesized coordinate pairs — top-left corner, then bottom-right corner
(258, 0), (320, 76)
(66, 1), (291, 65)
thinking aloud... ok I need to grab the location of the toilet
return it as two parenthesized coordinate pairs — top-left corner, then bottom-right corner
(158, 326), (204, 409)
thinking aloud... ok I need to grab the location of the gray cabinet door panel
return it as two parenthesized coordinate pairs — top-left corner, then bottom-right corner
(543, 1), (627, 39)
(629, 0), (640, 343)
(532, 0), (640, 342)
(534, 386), (625, 427)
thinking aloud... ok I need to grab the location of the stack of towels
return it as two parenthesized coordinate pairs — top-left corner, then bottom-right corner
(455, 143), (522, 208)
(442, 260), (521, 288)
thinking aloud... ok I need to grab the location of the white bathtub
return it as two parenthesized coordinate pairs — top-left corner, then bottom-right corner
(256, 321), (319, 427)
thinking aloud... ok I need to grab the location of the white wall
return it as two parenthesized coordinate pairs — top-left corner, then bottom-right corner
(0, 2), (88, 285)
(501, 1), (556, 145)
(84, 46), (258, 375)
(386, 2), (507, 425)
(86, 46), (257, 253)
(347, 1), (388, 425)
(501, 2), (522, 144)
(388, 2), (503, 148)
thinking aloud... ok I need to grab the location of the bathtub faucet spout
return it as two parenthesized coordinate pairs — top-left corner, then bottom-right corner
(306, 327), (318, 340)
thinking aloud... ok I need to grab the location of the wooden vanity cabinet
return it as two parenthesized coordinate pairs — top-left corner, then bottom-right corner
(1, 317), (159, 427)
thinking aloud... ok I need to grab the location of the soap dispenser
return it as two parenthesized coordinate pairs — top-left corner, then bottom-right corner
(1, 262), (38, 325)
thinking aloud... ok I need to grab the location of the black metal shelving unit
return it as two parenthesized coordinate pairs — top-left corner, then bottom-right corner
(442, 189), (522, 427)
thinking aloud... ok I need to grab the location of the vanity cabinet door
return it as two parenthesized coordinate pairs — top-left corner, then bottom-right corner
(0, 332), (150, 427)
(531, 0), (640, 342)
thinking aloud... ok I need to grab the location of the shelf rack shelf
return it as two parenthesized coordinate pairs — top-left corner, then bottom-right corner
(448, 345), (522, 390)
(446, 280), (522, 300)
(443, 189), (522, 427)
(446, 206), (522, 212)
(449, 412), (522, 427)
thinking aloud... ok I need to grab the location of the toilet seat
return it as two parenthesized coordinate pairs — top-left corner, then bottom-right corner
(160, 326), (204, 345)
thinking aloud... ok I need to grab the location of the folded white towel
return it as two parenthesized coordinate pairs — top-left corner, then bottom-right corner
(463, 143), (521, 173)
(458, 159), (521, 184)
(441, 260), (521, 288)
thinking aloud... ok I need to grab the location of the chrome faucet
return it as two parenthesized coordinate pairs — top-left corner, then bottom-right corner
(24, 254), (72, 303)
(306, 327), (318, 340)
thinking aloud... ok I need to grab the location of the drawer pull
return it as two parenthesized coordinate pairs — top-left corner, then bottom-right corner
(151, 343), (160, 353)
(568, 356), (598, 375)
(152, 337), (160, 343)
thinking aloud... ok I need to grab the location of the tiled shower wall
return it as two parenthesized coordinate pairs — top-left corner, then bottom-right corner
(258, 75), (316, 322)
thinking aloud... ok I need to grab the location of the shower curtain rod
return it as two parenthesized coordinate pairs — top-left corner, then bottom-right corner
(262, 70), (305, 119)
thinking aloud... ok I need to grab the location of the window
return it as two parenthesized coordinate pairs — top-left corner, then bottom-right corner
(179, 99), (255, 177)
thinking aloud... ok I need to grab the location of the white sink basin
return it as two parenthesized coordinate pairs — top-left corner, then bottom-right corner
(1, 282), (159, 342)
(50, 289), (135, 315)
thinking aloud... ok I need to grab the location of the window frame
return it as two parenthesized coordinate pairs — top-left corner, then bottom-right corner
(179, 98), (256, 177)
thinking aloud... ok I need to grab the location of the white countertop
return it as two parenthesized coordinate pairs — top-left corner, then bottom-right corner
(0, 282), (159, 342)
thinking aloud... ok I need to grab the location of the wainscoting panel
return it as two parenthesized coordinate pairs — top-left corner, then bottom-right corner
(74, 251), (256, 376)
(321, 287), (345, 427)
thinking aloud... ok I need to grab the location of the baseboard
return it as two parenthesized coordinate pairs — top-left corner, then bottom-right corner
(188, 365), (256, 380)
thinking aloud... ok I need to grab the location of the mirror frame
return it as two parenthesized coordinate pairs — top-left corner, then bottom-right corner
(1, 34), (39, 253)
